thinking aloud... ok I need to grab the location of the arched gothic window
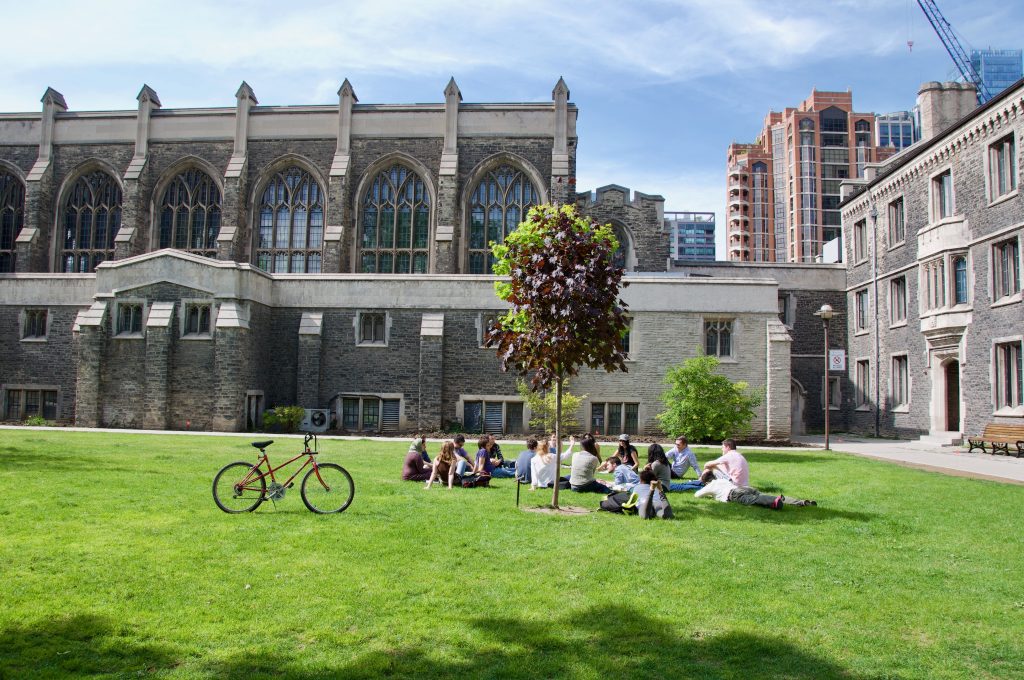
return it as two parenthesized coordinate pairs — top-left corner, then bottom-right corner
(611, 223), (630, 271)
(61, 170), (121, 273)
(360, 164), (430, 273)
(467, 165), (537, 274)
(158, 169), (221, 257)
(256, 166), (324, 273)
(0, 170), (25, 272)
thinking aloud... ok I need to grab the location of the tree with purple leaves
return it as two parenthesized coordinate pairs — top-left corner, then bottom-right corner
(486, 204), (630, 509)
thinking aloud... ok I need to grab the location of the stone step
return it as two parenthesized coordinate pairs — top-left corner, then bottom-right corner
(916, 431), (962, 447)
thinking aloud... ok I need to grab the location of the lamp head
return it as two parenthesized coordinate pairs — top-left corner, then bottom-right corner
(815, 304), (834, 321)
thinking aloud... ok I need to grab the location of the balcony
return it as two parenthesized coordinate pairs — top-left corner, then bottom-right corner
(728, 198), (749, 210)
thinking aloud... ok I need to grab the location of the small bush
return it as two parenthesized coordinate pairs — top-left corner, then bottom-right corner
(657, 355), (761, 443)
(24, 415), (50, 427)
(262, 406), (305, 433)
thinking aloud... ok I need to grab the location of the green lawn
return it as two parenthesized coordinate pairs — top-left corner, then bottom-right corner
(0, 430), (1021, 679)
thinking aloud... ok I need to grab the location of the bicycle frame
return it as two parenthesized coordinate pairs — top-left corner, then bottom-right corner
(236, 438), (333, 494)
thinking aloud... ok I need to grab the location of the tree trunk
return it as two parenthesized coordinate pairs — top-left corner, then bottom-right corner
(551, 375), (563, 509)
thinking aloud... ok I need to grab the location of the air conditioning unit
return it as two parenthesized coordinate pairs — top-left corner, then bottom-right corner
(301, 408), (330, 433)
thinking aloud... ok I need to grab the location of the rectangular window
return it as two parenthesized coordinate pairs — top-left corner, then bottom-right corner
(994, 341), (1023, 409)
(361, 400), (379, 430)
(855, 289), (869, 331)
(358, 312), (386, 345)
(951, 255), (969, 305)
(888, 197), (905, 244)
(23, 309), (48, 339)
(891, 355), (909, 408)
(590, 402), (639, 436)
(932, 170), (953, 220)
(889, 277), (907, 324)
(342, 398), (359, 430)
(922, 258), (946, 311)
(462, 399), (524, 434)
(622, 318), (632, 357)
(184, 303), (211, 336)
(116, 303), (143, 335)
(4, 388), (58, 421)
(856, 359), (871, 408)
(992, 238), (1021, 300)
(853, 219), (867, 262)
(704, 320), (733, 357)
(988, 134), (1016, 201)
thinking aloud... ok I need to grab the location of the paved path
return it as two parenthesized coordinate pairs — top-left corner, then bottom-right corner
(4, 426), (1022, 485)
(793, 434), (1024, 485)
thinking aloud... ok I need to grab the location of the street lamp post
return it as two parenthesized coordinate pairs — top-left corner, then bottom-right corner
(814, 304), (835, 451)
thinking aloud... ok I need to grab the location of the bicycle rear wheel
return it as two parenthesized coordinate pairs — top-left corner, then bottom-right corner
(213, 461), (266, 513)
(301, 463), (354, 514)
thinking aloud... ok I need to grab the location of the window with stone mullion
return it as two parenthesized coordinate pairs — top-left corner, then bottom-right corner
(360, 165), (429, 274)
(60, 171), (122, 273)
(468, 165), (536, 274)
(159, 169), (221, 257)
(255, 168), (324, 274)
(0, 170), (25, 272)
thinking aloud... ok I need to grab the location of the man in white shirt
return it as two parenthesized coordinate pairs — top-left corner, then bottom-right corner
(703, 439), (750, 486)
(694, 470), (816, 508)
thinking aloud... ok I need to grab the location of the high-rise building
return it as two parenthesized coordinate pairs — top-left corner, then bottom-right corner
(727, 90), (895, 263)
(875, 111), (919, 152)
(970, 48), (1022, 99)
(665, 211), (715, 261)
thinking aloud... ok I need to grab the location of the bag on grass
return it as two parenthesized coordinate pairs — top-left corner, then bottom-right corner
(599, 491), (637, 514)
(461, 473), (491, 488)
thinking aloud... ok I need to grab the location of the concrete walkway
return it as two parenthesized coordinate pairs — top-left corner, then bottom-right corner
(793, 433), (1024, 485)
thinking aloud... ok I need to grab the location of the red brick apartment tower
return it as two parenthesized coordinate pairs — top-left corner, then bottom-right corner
(727, 91), (895, 263)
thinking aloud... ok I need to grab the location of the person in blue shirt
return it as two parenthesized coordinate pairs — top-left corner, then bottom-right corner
(514, 437), (539, 483)
(606, 455), (640, 491)
(452, 434), (475, 477)
(667, 435), (700, 479)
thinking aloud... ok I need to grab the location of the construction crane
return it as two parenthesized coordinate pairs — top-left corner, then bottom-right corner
(916, 0), (992, 103)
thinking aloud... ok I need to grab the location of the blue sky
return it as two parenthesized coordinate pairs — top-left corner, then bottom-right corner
(3, 0), (1021, 259)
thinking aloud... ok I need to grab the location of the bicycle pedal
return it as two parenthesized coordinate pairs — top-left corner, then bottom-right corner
(287, 482), (295, 489)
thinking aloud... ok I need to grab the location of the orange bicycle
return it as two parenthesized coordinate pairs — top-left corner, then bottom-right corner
(212, 434), (354, 514)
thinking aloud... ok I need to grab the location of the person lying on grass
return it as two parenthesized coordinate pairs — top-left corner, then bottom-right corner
(693, 470), (816, 509)
(425, 442), (458, 489)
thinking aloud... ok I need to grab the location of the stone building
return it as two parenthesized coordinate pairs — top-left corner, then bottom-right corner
(0, 79), (796, 439)
(840, 80), (1024, 441)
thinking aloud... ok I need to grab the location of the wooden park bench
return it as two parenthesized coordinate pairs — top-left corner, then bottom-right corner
(966, 423), (1024, 457)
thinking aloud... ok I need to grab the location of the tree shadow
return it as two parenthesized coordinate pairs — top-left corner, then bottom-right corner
(0, 614), (178, 679)
(204, 604), (878, 679)
(742, 452), (836, 465)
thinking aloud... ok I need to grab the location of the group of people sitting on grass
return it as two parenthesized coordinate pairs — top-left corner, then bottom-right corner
(401, 432), (816, 509)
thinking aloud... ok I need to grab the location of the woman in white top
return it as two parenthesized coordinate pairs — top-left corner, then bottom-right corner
(531, 435), (575, 489)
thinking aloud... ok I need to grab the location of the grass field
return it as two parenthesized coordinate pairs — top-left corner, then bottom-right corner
(0, 429), (1021, 679)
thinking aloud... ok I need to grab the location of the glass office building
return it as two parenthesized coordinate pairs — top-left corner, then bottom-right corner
(876, 111), (918, 151)
(970, 49), (1023, 99)
(666, 211), (715, 261)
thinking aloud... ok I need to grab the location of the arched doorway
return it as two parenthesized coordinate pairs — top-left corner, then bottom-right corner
(790, 379), (806, 436)
(944, 360), (961, 432)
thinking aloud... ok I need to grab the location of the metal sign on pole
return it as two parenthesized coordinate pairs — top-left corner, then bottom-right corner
(828, 349), (846, 372)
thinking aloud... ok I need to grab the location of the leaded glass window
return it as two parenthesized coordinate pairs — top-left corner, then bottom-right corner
(705, 320), (732, 357)
(158, 169), (221, 257)
(255, 167), (324, 273)
(611, 224), (630, 271)
(0, 170), (25, 272)
(467, 165), (536, 274)
(360, 164), (430, 273)
(61, 171), (122, 273)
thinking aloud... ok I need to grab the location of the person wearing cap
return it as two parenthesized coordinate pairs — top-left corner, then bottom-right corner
(614, 434), (639, 468)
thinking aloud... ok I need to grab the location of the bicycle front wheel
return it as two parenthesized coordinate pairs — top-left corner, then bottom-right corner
(301, 463), (354, 514)
(213, 461), (266, 514)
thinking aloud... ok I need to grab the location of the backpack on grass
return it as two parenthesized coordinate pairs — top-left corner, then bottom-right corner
(460, 473), (491, 488)
(599, 491), (637, 514)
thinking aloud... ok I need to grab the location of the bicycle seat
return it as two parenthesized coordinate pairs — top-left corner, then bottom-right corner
(251, 440), (273, 449)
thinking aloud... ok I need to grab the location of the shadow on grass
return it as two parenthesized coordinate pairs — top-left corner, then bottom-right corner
(0, 448), (141, 475)
(0, 614), (177, 679)
(743, 452), (836, 465)
(204, 605), (877, 679)
(684, 500), (876, 524)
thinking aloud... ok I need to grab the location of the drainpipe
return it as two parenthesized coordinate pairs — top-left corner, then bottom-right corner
(869, 201), (881, 438)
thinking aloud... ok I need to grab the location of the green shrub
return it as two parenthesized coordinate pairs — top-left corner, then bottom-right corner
(262, 406), (305, 433)
(24, 415), (50, 427)
(657, 355), (762, 443)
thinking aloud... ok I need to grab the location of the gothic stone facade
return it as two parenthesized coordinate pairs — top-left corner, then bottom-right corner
(0, 79), (794, 439)
(841, 81), (1024, 439)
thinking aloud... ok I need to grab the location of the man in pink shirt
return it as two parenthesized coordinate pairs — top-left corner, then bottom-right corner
(703, 439), (750, 487)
